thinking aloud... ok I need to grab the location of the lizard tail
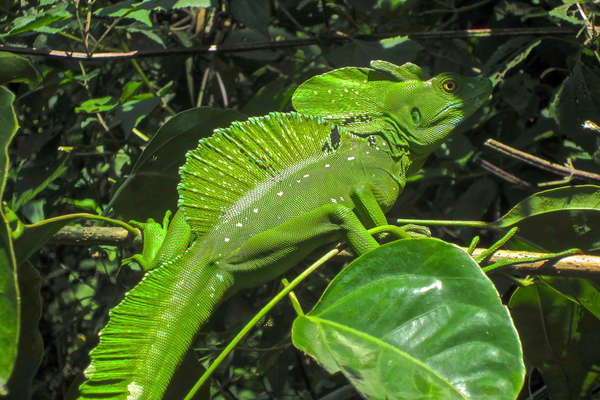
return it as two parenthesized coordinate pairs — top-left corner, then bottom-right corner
(78, 248), (233, 399)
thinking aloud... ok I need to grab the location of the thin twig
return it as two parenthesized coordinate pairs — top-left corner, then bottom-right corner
(0, 27), (580, 61)
(484, 138), (600, 184)
(476, 157), (532, 187)
(467, 248), (600, 278)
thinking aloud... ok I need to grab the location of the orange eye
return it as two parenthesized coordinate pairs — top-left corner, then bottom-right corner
(442, 79), (457, 92)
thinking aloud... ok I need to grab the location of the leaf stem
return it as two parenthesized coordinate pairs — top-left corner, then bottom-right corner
(395, 218), (489, 228)
(183, 248), (340, 400)
(485, 139), (600, 184)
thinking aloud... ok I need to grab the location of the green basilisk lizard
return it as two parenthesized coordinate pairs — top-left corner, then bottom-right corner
(78, 60), (492, 399)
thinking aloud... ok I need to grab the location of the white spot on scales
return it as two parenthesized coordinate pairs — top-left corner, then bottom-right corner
(277, 191), (284, 196)
(347, 156), (355, 161)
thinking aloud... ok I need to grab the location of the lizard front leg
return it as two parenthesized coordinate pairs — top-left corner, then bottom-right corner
(223, 202), (380, 288)
(123, 209), (193, 271)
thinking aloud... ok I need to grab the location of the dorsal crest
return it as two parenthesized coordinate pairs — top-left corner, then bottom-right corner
(291, 60), (429, 135)
(178, 112), (347, 235)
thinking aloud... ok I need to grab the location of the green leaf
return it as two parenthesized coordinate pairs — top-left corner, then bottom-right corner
(231, 0), (270, 33)
(292, 239), (525, 400)
(326, 37), (421, 68)
(490, 185), (600, 251)
(75, 97), (117, 114)
(0, 53), (41, 88)
(95, 0), (152, 26)
(242, 77), (295, 116)
(10, 155), (68, 212)
(114, 95), (161, 135)
(549, 3), (583, 25)
(109, 107), (247, 220)
(540, 276), (600, 320)
(0, 86), (19, 395)
(492, 185), (600, 227)
(548, 62), (600, 154)
(172, 0), (212, 7)
(486, 38), (541, 85)
(509, 279), (600, 399)
(0, 3), (71, 37)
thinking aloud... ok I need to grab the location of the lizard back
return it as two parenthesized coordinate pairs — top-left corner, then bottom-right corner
(178, 112), (400, 246)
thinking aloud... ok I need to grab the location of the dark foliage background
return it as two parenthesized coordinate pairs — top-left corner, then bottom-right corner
(1, 1), (600, 399)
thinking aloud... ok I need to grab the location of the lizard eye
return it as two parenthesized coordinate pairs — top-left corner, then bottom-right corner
(442, 79), (457, 93)
(411, 107), (421, 125)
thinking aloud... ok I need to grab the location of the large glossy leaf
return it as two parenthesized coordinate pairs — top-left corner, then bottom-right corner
(509, 279), (600, 399)
(292, 238), (524, 400)
(110, 107), (246, 220)
(0, 86), (19, 395)
(490, 185), (600, 251)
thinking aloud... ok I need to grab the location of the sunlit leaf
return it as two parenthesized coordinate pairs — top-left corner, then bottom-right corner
(293, 239), (525, 400)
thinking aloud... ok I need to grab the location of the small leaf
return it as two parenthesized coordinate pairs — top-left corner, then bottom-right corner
(293, 239), (525, 400)
(114, 95), (161, 135)
(549, 3), (583, 25)
(75, 97), (117, 114)
(0, 53), (41, 88)
(0, 3), (71, 37)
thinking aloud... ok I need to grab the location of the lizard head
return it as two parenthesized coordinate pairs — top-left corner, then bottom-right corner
(292, 60), (492, 165)
(382, 71), (492, 157)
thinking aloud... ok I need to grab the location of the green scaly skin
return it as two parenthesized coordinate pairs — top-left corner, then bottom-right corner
(78, 61), (492, 399)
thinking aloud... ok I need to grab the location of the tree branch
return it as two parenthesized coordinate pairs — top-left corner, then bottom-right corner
(48, 226), (600, 277)
(0, 27), (578, 61)
(484, 138), (600, 184)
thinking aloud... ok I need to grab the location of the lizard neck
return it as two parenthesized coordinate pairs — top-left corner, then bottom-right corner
(348, 132), (411, 189)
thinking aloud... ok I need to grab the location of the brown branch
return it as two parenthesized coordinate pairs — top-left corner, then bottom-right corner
(484, 138), (600, 184)
(48, 225), (141, 247)
(468, 248), (600, 278)
(0, 27), (579, 61)
(476, 157), (533, 188)
(48, 226), (600, 277)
